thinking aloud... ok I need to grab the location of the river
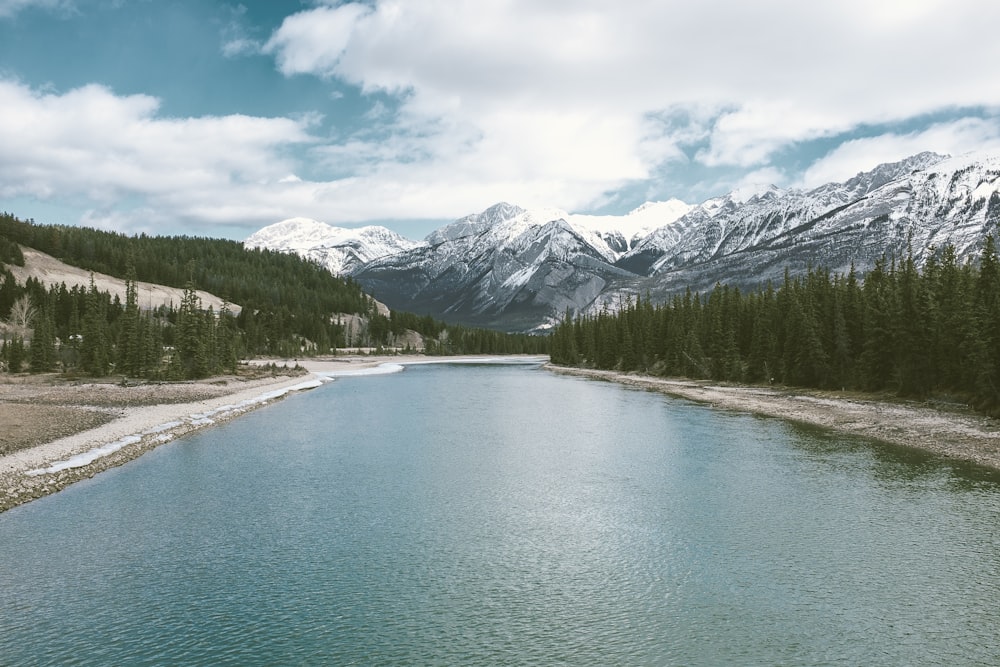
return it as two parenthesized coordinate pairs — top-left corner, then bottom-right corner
(1, 361), (998, 665)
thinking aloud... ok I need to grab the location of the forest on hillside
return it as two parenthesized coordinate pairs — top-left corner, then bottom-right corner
(550, 236), (1000, 416)
(0, 214), (547, 379)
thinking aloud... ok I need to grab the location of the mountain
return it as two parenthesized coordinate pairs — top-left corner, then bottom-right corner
(351, 202), (690, 331)
(247, 151), (1000, 332)
(245, 217), (423, 275)
(619, 151), (947, 278)
(601, 151), (1000, 310)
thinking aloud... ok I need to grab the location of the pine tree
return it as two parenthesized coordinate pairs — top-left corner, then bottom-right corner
(972, 235), (1000, 411)
(5, 335), (25, 373)
(175, 282), (208, 379)
(891, 247), (931, 396)
(0, 270), (19, 319)
(116, 264), (141, 376)
(29, 300), (57, 372)
(859, 259), (894, 390)
(80, 275), (110, 376)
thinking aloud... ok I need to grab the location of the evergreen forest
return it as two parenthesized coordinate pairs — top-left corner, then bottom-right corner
(0, 213), (547, 379)
(550, 236), (1000, 416)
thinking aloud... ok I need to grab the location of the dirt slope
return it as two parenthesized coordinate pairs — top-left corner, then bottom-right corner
(7, 246), (240, 313)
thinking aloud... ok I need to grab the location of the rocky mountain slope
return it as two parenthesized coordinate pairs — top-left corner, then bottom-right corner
(248, 152), (1000, 332)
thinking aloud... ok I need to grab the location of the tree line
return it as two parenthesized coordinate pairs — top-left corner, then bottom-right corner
(550, 237), (1000, 416)
(0, 214), (547, 378)
(1, 268), (246, 379)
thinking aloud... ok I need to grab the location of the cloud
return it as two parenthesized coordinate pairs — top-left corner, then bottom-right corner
(735, 167), (786, 191)
(797, 118), (1000, 189)
(263, 3), (371, 78)
(262, 0), (1000, 182)
(0, 78), (603, 235)
(6, 1), (1000, 238)
(0, 79), (315, 230)
(219, 3), (262, 58)
(221, 37), (259, 58)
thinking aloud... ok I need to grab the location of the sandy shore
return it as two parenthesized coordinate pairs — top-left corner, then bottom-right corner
(548, 365), (1000, 471)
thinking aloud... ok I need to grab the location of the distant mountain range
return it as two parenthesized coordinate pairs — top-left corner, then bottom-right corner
(246, 151), (1000, 332)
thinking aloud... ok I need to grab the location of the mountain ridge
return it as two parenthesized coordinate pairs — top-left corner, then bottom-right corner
(247, 151), (1000, 332)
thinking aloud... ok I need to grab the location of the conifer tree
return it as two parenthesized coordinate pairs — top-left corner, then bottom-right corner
(0, 271), (18, 319)
(972, 235), (1000, 411)
(80, 275), (110, 376)
(116, 264), (141, 376)
(29, 299), (56, 372)
(5, 335), (25, 373)
(859, 259), (894, 390)
(175, 282), (207, 379)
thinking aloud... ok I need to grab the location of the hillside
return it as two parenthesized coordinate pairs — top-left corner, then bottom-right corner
(8, 246), (238, 313)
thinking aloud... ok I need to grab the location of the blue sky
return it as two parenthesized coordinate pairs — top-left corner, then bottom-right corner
(2, 0), (1000, 241)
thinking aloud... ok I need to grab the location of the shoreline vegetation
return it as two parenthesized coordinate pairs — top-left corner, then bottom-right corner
(549, 239), (1000, 419)
(3, 355), (1000, 514)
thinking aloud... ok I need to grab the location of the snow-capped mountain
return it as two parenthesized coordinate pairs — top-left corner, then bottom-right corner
(246, 151), (1000, 332)
(354, 204), (645, 331)
(619, 151), (948, 277)
(245, 217), (423, 275)
(606, 151), (1000, 309)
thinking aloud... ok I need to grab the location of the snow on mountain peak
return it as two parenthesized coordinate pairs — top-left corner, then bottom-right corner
(245, 217), (423, 275)
(727, 183), (782, 205)
(425, 202), (526, 245)
(624, 199), (694, 228)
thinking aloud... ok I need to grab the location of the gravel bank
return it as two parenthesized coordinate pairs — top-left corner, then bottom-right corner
(548, 365), (1000, 471)
(0, 371), (317, 513)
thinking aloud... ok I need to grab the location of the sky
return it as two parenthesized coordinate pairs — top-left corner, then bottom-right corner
(2, 0), (1000, 241)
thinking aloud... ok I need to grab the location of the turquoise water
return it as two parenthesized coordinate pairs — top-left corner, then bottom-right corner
(2, 362), (999, 665)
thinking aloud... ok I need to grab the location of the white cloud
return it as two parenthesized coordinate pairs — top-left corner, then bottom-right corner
(219, 3), (261, 58)
(0, 79), (605, 234)
(798, 118), (1000, 189)
(735, 167), (786, 191)
(221, 37), (259, 58)
(0, 80), (315, 230)
(262, 0), (1000, 181)
(7, 1), (1000, 237)
(263, 3), (372, 78)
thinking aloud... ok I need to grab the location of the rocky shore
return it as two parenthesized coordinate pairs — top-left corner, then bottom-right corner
(548, 365), (1000, 471)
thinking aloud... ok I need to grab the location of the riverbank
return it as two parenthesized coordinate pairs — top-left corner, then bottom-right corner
(548, 365), (1000, 471)
(7, 355), (997, 514)
(0, 354), (536, 513)
(0, 367), (322, 513)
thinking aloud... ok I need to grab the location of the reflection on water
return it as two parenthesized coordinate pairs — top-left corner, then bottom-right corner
(785, 418), (1000, 489)
(1, 363), (998, 666)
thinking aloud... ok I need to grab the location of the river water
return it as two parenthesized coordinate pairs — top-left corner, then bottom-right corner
(1, 361), (999, 665)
